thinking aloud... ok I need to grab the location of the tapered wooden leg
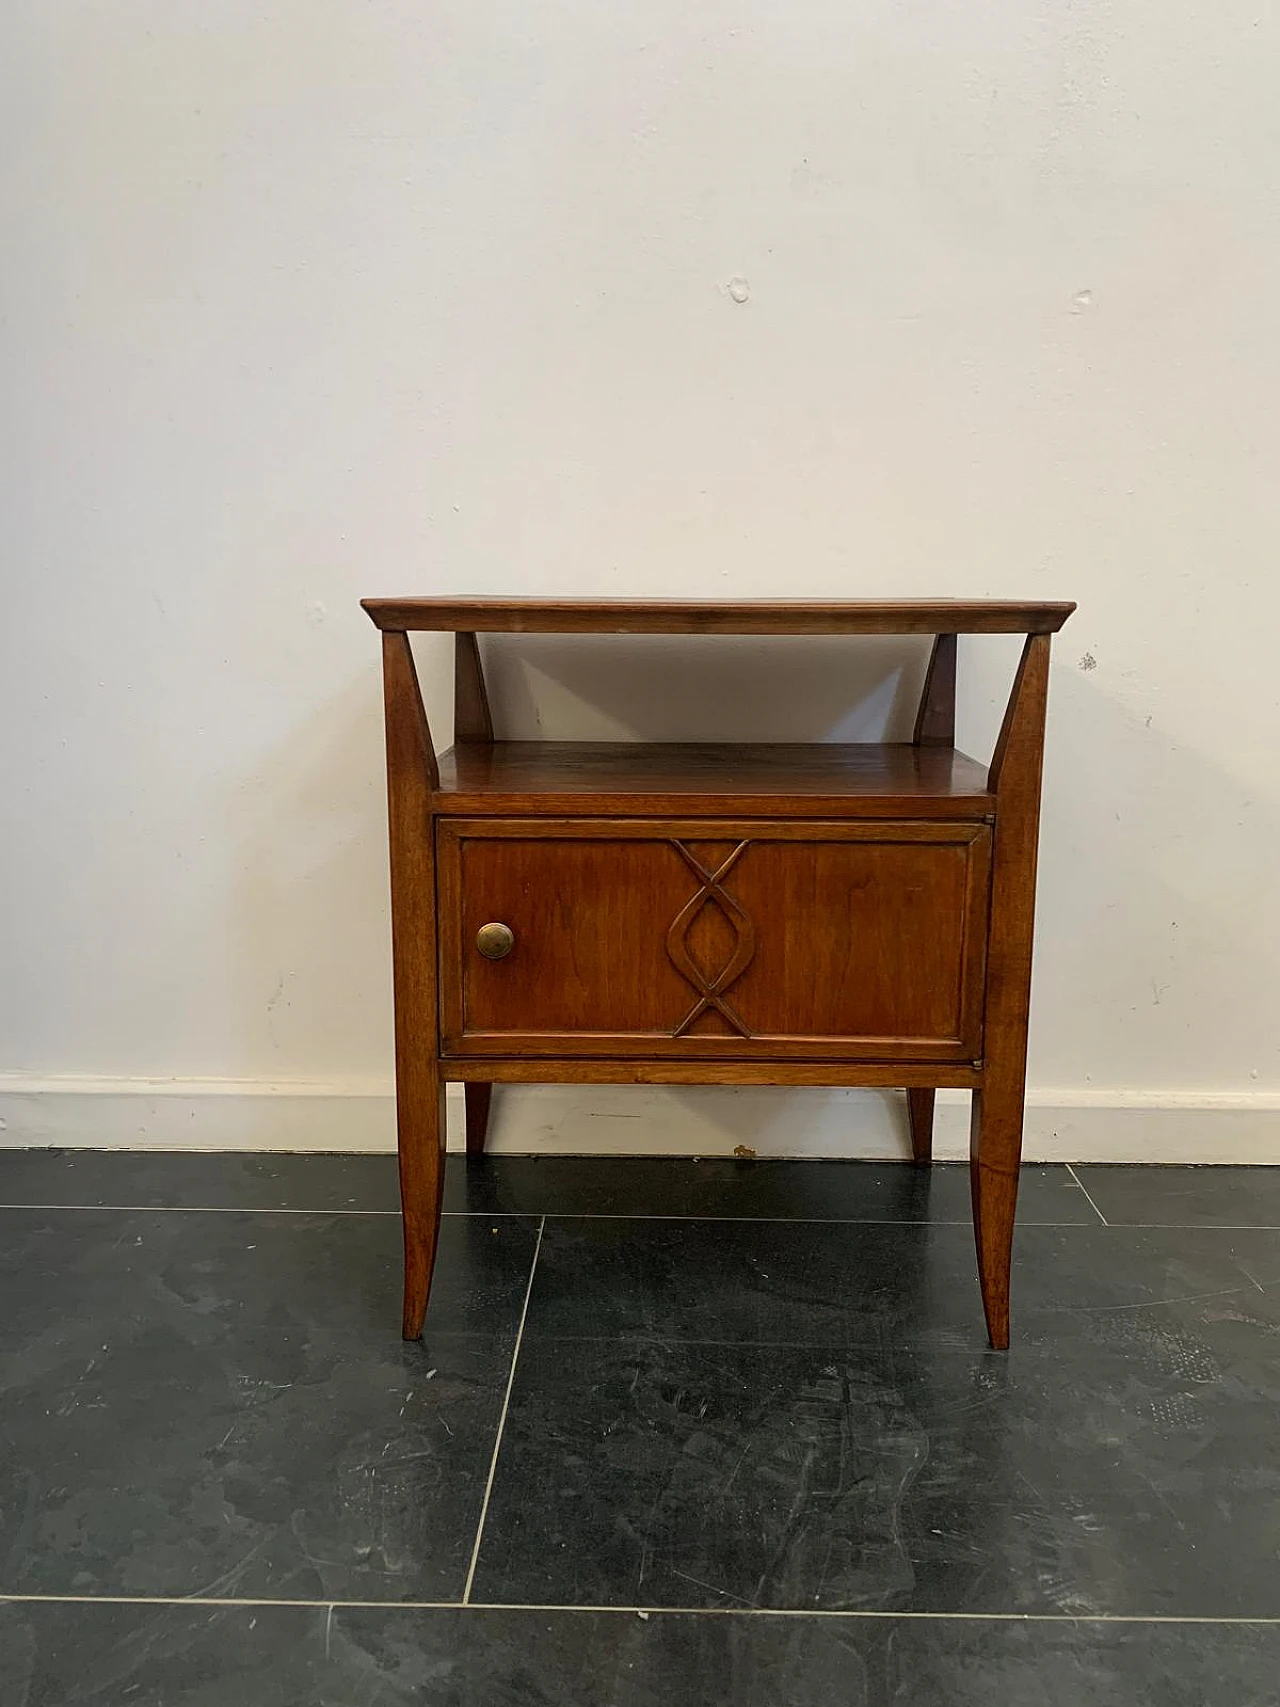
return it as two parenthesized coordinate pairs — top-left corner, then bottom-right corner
(379, 628), (445, 1341)
(906, 1088), (935, 1164)
(400, 1066), (447, 1340)
(969, 1078), (1025, 1350)
(968, 632), (1051, 1350)
(464, 1083), (493, 1157)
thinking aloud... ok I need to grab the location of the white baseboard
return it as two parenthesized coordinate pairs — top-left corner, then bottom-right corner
(0, 1077), (398, 1154)
(0, 1076), (1276, 1163)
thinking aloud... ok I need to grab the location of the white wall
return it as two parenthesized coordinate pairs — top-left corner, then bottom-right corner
(2, 0), (1278, 1159)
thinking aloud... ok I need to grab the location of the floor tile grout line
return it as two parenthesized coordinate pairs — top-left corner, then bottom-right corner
(466, 1213), (1098, 1227)
(0, 1205), (1120, 1227)
(1061, 1223), (1280, 1233)
(2, 1593), (1280, 1625)
(461, 1214), (545, 1606)
(418, 1606), (1280, 1624)
(0, 1205), (565, 1219)
(0, 1595), (462, 1610)
(0, 1204), (408, 1216)
(1066, 1164), (1109, 1226)
(3, 1204), (1277, 1231)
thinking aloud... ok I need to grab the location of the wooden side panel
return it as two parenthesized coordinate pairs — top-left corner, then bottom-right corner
(913, 634), (957, 747)
(454, 632), (493, 743)
(439, 819), (990, 1061)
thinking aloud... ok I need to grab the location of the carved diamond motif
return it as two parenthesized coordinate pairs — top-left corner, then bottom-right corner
(666, 841), (756, 1038)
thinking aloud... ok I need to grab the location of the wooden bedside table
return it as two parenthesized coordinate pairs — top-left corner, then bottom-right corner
(362, 597), (1075, 1348)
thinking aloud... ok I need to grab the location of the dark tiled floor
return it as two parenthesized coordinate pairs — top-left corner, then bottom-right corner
(2, 1152), (1280, 1704)
(1075, 1163), (1280, 1228)
(0, 1147), (405, 1213)
(516, 1215), (1280, 1351)
(6, 1600), (1279, 1707)
(441, 1154), (1096, 1224)
(0, 1147), (1089, 1222)
(4, 1601), (1280, 1707)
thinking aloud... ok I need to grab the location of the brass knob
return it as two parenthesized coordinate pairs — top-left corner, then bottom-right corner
(476, 922), (515, 961)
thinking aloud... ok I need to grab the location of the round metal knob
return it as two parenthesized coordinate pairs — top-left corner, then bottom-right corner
(476, 922), (515, 961)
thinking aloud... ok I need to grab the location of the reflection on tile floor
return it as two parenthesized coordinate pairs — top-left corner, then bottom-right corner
(2, 1151), (1279, 1704)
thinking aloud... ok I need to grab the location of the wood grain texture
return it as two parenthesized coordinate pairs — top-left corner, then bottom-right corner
(907, 1087), (935, 1164)
(437, 816), (991, 844)
(913, 634), (957, 747)
(971, 632), (1052, 1349)
(366, 593), (1070, 1343)
(379, 631), (444, 1339)
(464, 1082), (492, 1156)
(362, 597), (1076, 635)
(454, 633), (493, 744)
(437, 819), (990, 1062)
(443, 1058), (983, 1088)
(434, 741), (994, 819)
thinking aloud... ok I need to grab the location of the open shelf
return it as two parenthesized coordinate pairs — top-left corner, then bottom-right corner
(433, 740), (993, 819)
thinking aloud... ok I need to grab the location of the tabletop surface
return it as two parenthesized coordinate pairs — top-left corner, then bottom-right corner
(361, 597), (1076, 635)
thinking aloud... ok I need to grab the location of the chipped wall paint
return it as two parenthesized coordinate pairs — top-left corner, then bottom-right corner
(1, 1), (1277, 1154)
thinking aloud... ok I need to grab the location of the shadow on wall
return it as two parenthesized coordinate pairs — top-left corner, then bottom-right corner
(479, 632), (932, 744)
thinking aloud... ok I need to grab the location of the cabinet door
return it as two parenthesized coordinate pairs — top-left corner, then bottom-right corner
(438, 819), (990, 1061)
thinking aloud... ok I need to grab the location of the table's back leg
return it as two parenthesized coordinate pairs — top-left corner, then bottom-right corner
(913, 632), (957, 746)
(971, 633), (1051, 1349)
(907, 1088), (935, 1163)
(907, 637), (952, 1173)
(455, 635), (496, 1164)
(465, 1083), (493, 1155)
(454, 631), (493, 742)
